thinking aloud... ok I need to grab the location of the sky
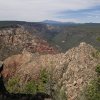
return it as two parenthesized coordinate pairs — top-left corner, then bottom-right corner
(0, 0), (100, 23)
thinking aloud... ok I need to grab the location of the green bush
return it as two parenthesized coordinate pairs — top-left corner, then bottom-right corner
(24, 69), (49, 94)
(85, 64), (100, 100)
(92, 51), (100, 58)
(24, 80), (37, 94)
(6, 77), (20, 93)
(85, 80), (100, 100)
(6, 68), (49, 94)
(96, 37), (100, 41)
(40, 69), (49, 84)
(95, 64), (100, 74)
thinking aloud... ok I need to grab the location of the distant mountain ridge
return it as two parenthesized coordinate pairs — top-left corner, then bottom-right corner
(43, 20), (63, 24)
(0, 20), (100, 27)
(0, 21), (45, 28)
(42, 20), (77, 25)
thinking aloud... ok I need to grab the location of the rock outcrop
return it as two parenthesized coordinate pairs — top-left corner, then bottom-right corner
(52, 42), (99, 100)
(0, 25), (57, 60)
(2, 42), (100, 100)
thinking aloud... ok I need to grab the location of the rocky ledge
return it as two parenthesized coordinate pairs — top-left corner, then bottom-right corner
(1, 42), (100, 100)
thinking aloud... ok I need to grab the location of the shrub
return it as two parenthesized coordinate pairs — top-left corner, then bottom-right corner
(85, 64), (100, 100)
(6, 68), (49, 94)
(96, 37), (100, 42)
(92, 51), (100, 58)
(6, 77), (20, 93)
(40, 69), (49, 84)
(95, 64), (100, 74)
(24, 80), (37, 94)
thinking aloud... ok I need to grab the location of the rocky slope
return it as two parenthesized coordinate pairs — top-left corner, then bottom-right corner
(0, 25), (57, 60)
(2, 42), (100, 100)
(52, 42), (99, 100)
(0, 21), (100, 52)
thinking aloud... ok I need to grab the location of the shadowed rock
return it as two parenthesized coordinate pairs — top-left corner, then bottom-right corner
(0, 61), (3, 73)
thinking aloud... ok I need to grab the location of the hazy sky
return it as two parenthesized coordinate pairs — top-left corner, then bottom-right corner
(0, 0), (100, 23)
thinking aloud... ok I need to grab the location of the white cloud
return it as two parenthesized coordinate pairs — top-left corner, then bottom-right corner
(0, 0), (100, 22)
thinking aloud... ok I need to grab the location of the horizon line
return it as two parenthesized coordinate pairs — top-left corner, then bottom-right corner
(0, 20), (100, 24)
